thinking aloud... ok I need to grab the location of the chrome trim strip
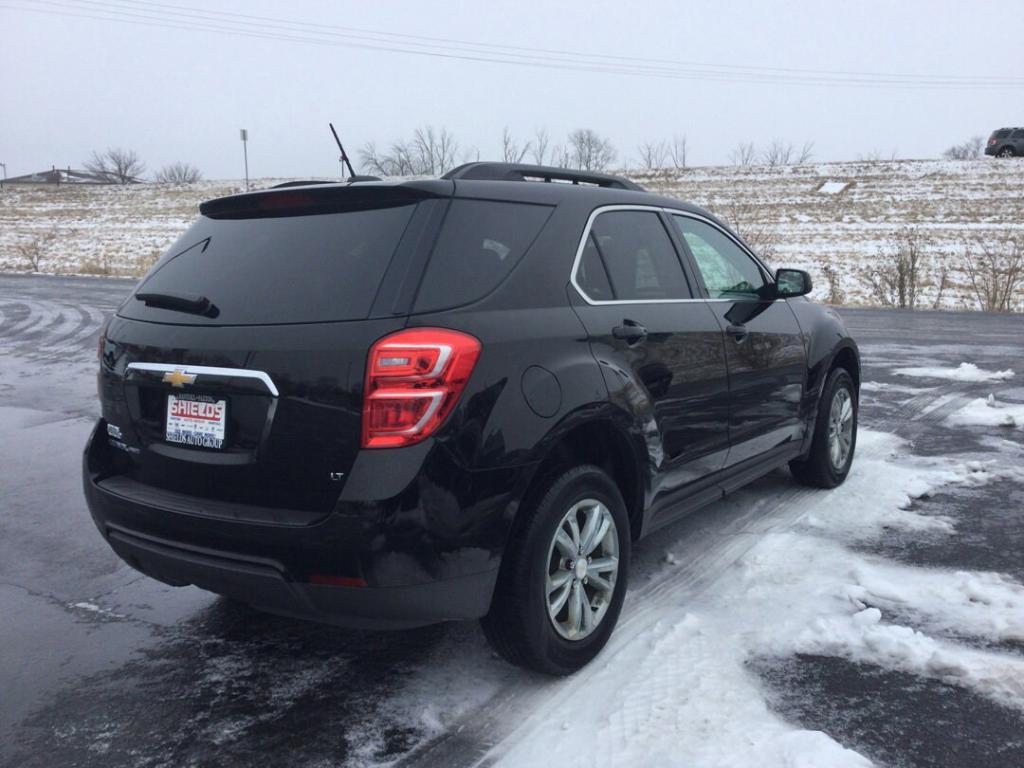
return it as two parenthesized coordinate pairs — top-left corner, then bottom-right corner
(125, 362), (280, 397)
(568, 204), (775, 306)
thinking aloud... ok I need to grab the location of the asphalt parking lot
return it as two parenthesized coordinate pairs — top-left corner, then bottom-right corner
(1, 273), (1022, 768)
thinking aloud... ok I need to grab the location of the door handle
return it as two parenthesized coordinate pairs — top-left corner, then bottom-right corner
(726, 323), (749, 342)
(612, 320), (648, 344)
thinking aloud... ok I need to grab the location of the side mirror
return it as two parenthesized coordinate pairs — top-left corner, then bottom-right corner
(775, 268), (813, 298)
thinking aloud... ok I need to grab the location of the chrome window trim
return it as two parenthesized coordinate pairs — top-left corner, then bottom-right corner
(125, 362), (280, 397)
(569, 204), (776, 306)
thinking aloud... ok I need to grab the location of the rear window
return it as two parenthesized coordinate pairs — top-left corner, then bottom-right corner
(413, 200), (552, 312)
(121, 204), (416, 325)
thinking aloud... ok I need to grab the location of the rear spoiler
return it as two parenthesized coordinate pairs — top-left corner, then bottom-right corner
(199, 181), (450, 220)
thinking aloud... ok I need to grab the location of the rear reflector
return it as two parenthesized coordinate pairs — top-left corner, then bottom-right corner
(362, 327), (481, 448)
(310, 574), (368, 587)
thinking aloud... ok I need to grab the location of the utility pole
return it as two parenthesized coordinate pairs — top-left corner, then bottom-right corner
(0, 162), (6, 190)
(240, 129), (249, 191)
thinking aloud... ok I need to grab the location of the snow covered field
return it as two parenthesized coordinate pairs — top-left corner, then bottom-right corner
(1, 158), (1022, 310)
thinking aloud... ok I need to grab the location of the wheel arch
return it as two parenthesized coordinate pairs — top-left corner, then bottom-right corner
(510, 404), (648, 544)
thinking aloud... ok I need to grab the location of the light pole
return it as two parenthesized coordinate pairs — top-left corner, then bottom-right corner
(0, 162), (6, 190)
(240, 129), (249, 191)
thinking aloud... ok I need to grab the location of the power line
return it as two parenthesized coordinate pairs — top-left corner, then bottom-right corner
(72, 0), (1024, 85)
(5, 0), (1022, 89)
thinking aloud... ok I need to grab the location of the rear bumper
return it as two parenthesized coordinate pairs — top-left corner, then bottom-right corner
(102, 524), (497, 629)
(83, 420), (514, 628)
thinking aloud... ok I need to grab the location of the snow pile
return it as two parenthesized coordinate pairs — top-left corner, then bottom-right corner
(947, 394), (1024, 430)
(894, 362), (1015, 383)
(859, 381), (934, 395)
(818, 181), (849, 195)
(490, 432), (1024, 768)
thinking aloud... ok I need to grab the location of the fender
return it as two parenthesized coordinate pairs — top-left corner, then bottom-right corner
(787, 298), (861, 454)
(502, 401), (649, 544)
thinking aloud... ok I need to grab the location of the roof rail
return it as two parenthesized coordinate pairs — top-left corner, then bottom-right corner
(442, 162), (644, 192)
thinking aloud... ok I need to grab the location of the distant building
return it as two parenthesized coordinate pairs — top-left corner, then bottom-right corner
(1, 166), (140, 185)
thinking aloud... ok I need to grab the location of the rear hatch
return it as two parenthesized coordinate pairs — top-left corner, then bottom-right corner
(100, 183), (451, 524)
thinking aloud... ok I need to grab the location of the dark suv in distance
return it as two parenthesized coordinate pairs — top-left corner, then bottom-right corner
(84, 162), (860, 674)
(985, 127), (1024, 157)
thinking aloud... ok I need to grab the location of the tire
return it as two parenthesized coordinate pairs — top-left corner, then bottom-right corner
(789, 367), (857, 489)
(481, 464), (630, 675)
(998, 147), (1016, 158)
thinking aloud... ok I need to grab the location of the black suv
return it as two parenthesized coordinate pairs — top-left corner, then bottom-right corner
(985, 127), (1024, 157)
(84, 162), (859, 674)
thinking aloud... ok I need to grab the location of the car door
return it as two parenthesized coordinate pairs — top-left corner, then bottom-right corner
(669, 213), (807, 468)
(1012, 128), (1024, 153)
(570, 207), (731, 496)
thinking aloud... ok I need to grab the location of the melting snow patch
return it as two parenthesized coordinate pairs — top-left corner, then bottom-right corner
(860, 380), (935, 395)
(894, 362), (1015, 383)
(947, 395), (1024, 429)
(818, 181), (849, 195)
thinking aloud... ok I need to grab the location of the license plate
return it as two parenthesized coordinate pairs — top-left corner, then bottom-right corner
(166, 393), (227, 449)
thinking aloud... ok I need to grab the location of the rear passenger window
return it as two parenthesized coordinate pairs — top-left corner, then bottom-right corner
(995, 129), (1012, 139)
(414, 200), (552, 312)
(578, 210), (691, 301)
(1011, 129), (1024, 139)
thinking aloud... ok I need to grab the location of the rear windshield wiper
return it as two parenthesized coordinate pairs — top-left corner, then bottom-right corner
(135, 291), (220, 318)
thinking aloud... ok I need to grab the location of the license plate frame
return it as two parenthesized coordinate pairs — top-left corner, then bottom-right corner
(165, 393), (227, 449)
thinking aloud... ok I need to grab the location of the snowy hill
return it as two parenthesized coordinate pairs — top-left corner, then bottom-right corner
(1, 159), (1021, 309)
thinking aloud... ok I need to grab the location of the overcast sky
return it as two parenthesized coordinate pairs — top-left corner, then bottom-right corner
(2, 0), (1022, 179)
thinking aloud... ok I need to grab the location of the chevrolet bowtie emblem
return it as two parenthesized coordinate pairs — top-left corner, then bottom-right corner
(162, 369), (196, 388)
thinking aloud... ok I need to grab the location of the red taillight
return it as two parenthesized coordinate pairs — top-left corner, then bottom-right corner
(989, 138), (997, 145)
(362, 328), (481, 449)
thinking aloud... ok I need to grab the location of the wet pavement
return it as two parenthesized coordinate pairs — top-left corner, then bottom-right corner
(1, 275), (1022, 767)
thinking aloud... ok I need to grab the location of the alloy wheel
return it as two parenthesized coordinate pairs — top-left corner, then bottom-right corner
(545, 498), (619, 641)
(827, 387), (854, 470)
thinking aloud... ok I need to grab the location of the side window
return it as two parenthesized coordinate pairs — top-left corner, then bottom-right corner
(1011, 129), (1024, 139)
(995, 129), (1011, 139)
(414, 200), (553, 312)
(576, 233), (614, 300)
(672, 216), (769, 300)
(579, 210), (691, 301)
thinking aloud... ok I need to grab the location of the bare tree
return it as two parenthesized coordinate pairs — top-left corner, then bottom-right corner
(531, 127), (550, 165)
(669, 134), (687, 169)
(359, 126), (461, 176)
(636, 139), (668, 170)
(154, 161), (202, 183)
(412, 126), (459, 175)
(730, 142), (757, 166)
(761, 139), (795, 167)
(15, 231), (56, 272)
(860, 228), (951, 309)
(961, 236), (1024, 312)
(567, 128), (616, 171)
(550, 143), (573, 169)
(714, 200), (780, 265)
(942, 136), (985, 160)
(84, 147), (145, 184)
(796, 141), (815, 164)
(816, 260), (846, 306)
(501, 127), (531, 164)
